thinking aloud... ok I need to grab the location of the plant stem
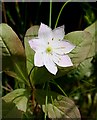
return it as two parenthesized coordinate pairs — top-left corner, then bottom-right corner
(2, 2), (7, 23)
(28, 66), (36, 109)
(54, 0), (71, 28)
(28, 66), (35, 90)
(45, 81), (49, 120)
(49, 0), (52, 27)
(50, 79), (68, 97)
(44, 4), (52, 117)
(45, 95), (48, 120)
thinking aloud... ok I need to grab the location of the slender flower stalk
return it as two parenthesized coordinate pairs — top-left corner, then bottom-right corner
(54, 0), (72, 28)
(49, 0), (52, 27)
(29, 23), (75, 75)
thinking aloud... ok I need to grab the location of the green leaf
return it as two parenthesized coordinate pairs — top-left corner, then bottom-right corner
(65, 31), (93, 65)
(2, 89), (29, 112)
(24, 25), (39, 73)
(66, 21), (97, 81)
(85, 20), (97, 53)
(85, 20), (97, 37)
(68, 58), (93, 80)
(2, 100), (23, 118)
(35, 90), (81, 119)
(78, 58), (92, 78)
(30, 66), (55, 84)
(0, 23), (29, 85)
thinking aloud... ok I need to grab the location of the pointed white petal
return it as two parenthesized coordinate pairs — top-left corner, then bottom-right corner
(52, 25), (65, 41)
(38, 23), (52, 41)
(53, 40), (75, 55)
(51, 40), (66, 55)
(62, 40), (75, 54)
(34, 52), (44, 67)
(29, 38), (46, 52)
(52, 53), (73, 67)
(43, 53), (58, 75)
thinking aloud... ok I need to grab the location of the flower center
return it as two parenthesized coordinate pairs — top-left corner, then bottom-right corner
(46, 46), (52, 53)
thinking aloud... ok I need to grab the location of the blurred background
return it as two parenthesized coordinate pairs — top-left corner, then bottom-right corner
(1, 2), (97, 119)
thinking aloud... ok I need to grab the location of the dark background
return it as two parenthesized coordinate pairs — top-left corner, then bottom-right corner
(2, 2), (97, 39)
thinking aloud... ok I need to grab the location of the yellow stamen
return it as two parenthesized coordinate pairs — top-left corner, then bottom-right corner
(46, 46), (52, 53)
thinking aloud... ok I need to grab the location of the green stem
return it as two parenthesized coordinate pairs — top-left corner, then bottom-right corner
(50, 79), (68, 97)
(45, 95), (48, 120)
(44, 0), (52, 120)
(46, 6), (52, 118)
(28, 66), (35, 90)
(45, 81), (49, 120)
(49, 0), (52, 27)
(54, 0), (71, 28)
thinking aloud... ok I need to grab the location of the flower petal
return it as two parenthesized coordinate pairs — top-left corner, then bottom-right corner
(52, 53), (73, 67)
(52, 25), (65, 41)
(43, 53), (58, 75)
(34, 52), (44, 67)
(53, 40), (75, 54)
(38, 23), (52, 41)
(62, 40), (75, 54)
(29, 38), (46, 52)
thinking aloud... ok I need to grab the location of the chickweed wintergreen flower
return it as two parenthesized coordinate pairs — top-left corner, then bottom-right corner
(29, 23), (75, 75)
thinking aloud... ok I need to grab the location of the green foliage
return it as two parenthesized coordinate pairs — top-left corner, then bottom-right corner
(85, 20), (97, 53)
(2, 89), (30, 118)
(65, 31), (93, 65)
(82, 3), (96, 25)
(0, 23), (29, 85)
(2, 100), (23, 118)
(36, 90), (81, 119)
(73, 21), (96, 78)
(24, 25), (39, 73)
(2, 89), (29, 112)
(69, 21), (97, 80)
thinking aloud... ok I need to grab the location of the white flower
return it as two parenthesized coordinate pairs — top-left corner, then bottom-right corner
(29, 23), (75, 75)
